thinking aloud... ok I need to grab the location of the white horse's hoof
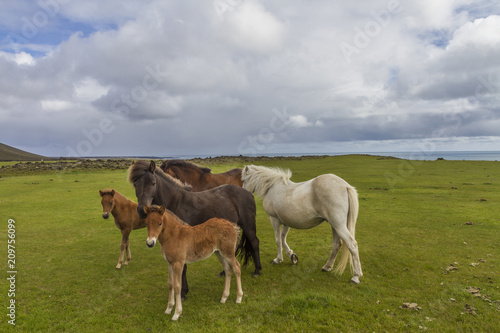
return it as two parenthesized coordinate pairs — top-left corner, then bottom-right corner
(171, 314), (180, 321)
(350, 276), (360, 284)
(220, 297), (227, 304)
(321, 265), (332, 272)
(290, 253), (298, 265)
(272, 258), (282, 264)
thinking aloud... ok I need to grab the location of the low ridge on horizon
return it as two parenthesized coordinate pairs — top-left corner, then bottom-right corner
(0, 143), (50, 161)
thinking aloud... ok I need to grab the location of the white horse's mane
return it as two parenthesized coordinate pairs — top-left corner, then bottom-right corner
(242, 165), (292, 197)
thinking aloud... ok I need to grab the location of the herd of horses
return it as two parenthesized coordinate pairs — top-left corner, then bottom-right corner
(99, 159), (362, 320)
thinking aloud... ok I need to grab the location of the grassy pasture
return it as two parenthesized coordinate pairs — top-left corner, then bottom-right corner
(1, 155), (499, 332)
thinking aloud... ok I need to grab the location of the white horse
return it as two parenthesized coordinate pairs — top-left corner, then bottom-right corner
(241, 165), (363, 284)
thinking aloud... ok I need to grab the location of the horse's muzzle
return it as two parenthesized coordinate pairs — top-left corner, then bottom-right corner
(146, 238), (156, 248)
(102, 213), (110, 219)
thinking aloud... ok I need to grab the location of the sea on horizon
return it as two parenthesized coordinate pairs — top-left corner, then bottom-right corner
(156, 150), (500, 162)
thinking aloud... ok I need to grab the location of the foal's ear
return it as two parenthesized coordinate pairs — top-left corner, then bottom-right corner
(144, 205), (151, 214)
(149, 160), (156, 173)
(99, 190), (104, 196)
(158, 205), (166, 215)
(110, 189), (116, 196)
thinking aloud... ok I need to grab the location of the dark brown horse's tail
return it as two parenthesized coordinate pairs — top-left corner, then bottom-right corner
(236, 231), (254, 267)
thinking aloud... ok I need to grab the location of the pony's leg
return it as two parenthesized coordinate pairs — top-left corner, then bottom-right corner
(171, 262), (184, 321)
(270, 217), (284, 264)
(322, 228), (342, 272)
(215, 253), (231, 303)
(165, 263), (175, 315)
(333, 224), (363, 284)
(281, 225), (298, 264)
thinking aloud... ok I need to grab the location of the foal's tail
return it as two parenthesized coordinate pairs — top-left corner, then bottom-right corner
(334, 185), (359, 275)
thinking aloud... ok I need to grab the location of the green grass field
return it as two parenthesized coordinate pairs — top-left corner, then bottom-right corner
(1, 155), (499, 332)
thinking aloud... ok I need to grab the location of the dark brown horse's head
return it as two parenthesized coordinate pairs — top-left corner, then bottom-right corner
(99, 189), (116, 219)
(143, 205), (166, 248)
(160, 160), (210, 186)
(128, 160), (158, 219)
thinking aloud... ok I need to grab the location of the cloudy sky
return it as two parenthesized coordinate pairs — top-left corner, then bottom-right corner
(1, 0), (500, 157)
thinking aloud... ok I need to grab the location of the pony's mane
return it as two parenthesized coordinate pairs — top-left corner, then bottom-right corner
(148, 205), (189, 226)
(241, 165), (292, 197)
(161, 160), (212, 174)
(128, 160), (192, 191)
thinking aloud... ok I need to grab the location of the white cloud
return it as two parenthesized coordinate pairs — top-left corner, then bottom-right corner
(73, 78), (109, 103)
(288, 115), (323, 128)
(219, 0), (286, 53)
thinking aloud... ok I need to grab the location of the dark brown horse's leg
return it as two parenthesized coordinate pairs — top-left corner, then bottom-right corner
(250, 235), (261, 277)
(180, 264), (188, 301)
(240, 227), (262, 277)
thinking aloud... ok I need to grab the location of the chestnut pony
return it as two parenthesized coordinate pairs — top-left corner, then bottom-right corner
(144, 205), (243, 321)
(129, 160), (260, 300)
(99, 189), (146, 269)
(160, 160), (242, 191)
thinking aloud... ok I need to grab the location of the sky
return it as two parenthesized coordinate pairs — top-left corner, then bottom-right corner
(1, 0), (500, 158)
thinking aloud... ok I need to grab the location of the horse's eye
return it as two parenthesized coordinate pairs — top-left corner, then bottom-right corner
(159, 223), (162, 227)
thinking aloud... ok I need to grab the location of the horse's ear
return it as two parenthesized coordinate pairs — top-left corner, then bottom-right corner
(144, 205), (151, 215)
(149, 160), (156, 173)
(159, 206), (166, 215)
(99, 190), (104, 196)
(110, 189), (115, 196)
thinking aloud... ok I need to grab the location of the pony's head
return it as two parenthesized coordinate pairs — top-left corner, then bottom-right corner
(99, 189), (116, 219)
(128, 160), (158, 219)
(143, 205), (166, 248)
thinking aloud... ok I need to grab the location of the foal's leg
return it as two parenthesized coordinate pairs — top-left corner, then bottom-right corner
(116, 230), (129, 269)
(165, 263), (175, 315)
(270, 217), (284, 264)
(171, 262), (184, 321)
(124, 230), (132, 265)
(230, 258), (243, 303)
(281, 225), (298, 264)
(322, 227), (342, 272)
(216, 253), (232, 303)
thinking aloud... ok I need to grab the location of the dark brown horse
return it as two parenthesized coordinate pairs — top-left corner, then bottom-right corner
(128, 160), (261, 299)
(160, 160), (242, 191)
(99, 189), (146, 269)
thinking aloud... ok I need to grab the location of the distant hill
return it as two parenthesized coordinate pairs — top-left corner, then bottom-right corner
(0, 143), (51, 161)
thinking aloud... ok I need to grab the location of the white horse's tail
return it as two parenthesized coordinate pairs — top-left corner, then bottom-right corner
(334, 185), (359, 275)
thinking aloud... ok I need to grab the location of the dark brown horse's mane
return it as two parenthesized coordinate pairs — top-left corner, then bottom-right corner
(128, 160), (192, 191)
(161, 160), (212, 174)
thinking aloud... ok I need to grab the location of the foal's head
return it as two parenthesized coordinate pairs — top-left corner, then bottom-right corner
(144, 205), (166, 248)
(99, 189), (116, 219)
